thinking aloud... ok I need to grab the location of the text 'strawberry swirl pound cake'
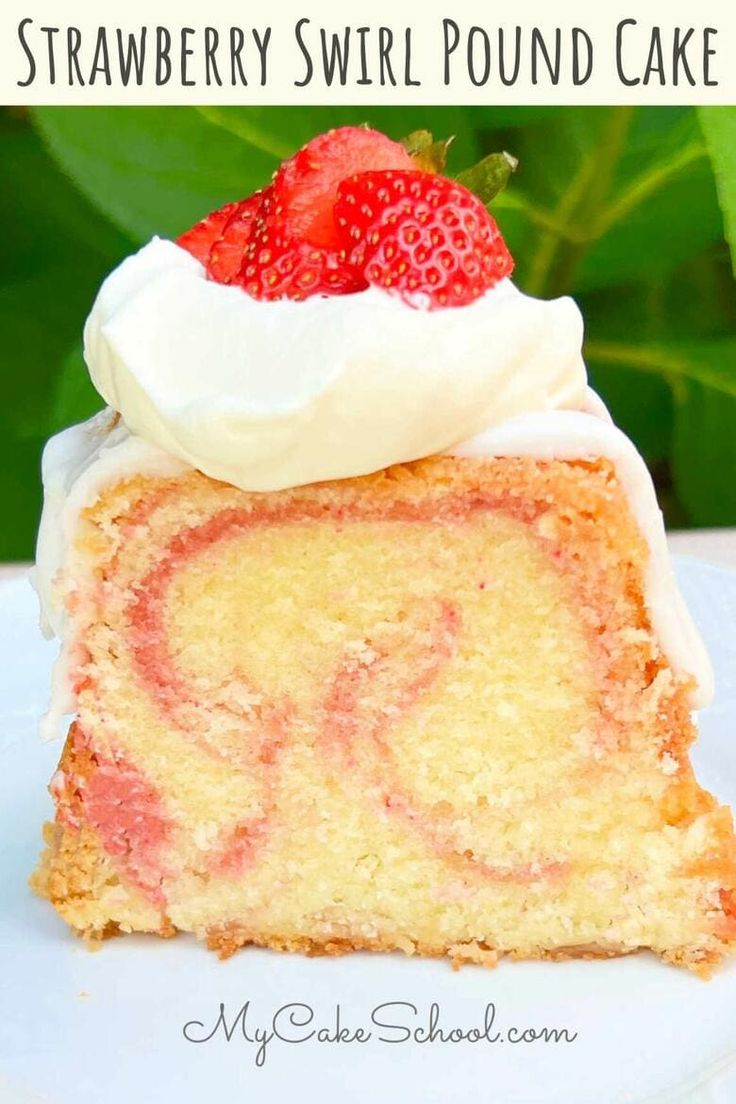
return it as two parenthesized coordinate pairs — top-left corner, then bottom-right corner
(31, 126), (736, 973)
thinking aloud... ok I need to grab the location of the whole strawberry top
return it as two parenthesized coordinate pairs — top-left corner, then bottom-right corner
(177, 127), (514, 310)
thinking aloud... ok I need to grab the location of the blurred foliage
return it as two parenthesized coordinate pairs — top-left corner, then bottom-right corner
(2, 105), (736, 559)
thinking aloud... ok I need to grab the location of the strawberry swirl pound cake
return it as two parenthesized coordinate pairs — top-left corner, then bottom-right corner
(31, 126), (736, 973)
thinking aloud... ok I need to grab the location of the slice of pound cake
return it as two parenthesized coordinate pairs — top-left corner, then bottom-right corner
(31, 126), (736, 973)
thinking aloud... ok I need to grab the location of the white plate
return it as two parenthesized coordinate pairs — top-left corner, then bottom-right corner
(1, 559), (735, 1104)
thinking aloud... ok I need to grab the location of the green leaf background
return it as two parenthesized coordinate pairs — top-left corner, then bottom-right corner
(2, 105), (736, 559)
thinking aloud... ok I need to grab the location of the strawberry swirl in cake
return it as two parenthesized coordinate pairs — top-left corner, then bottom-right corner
(32, 126), (735, 972)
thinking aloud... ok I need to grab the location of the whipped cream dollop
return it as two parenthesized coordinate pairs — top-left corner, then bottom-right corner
(84, 238), (588, 491)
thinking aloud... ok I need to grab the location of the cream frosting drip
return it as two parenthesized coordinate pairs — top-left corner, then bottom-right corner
(83, 238), (589, 492)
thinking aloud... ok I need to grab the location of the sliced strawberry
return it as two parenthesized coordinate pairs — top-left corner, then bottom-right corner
(270, 126), (416, 248)
(237, 212), (366, 302)
(176, 201), (240, 266)
(335, 170), (514, 308)
(207, 191), (265, 284)
(178, 129), (515, 309)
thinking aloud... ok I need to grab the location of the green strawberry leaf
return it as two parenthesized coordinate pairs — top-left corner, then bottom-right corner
(456, 151), (517, 205)
(401, 130), (454, 173)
